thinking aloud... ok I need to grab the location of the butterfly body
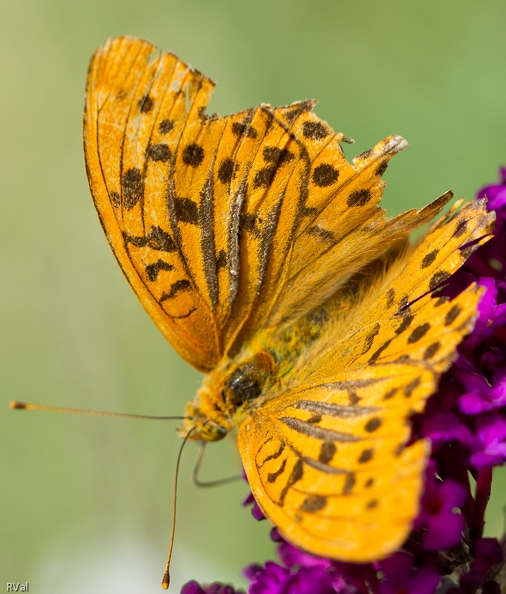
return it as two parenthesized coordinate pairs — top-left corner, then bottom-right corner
(84, 36), (495, 563)
(181, 305), (330, 441)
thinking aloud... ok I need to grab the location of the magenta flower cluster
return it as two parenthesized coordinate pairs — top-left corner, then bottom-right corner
(182, 170), (506, 594)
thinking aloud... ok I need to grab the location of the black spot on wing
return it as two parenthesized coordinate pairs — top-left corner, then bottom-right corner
(434, 296), (448, 308)
(421, 249), (438, 269)
(122, 167), (144, 210)
(240, 213), (260, 236)
(395, 314), (414, 335)
(283, 100), (314, 123)
(218, 158), (235, 184)
(383, 387), (398, 401)
(307, 226), (336, 243)
(364, 417), (382, 432)
(278, 459), (303, 505)
(403, 377), (421, 397)
(252, 148), (295, 189)
(145, 259), (174, 281)
(445, 304), (462, 326)
(454, 219), (468, 238)
(260, 442), (285, 466)
(429, 271), (451, 291)
(369, 338), (393, 364)
(343, 472), (356, 495)
(147, 143), (171, 162)
(123, 226), (176, 252)
(182, 143), (205, 167)
(386, 288), (395, 308)
(376, 161), (388, 176)
(358, 448), (374, 463)
(231, 121), (257, 138)
(263, 146), (294, 164)
(347, 189), (372, 207)
(159, 119), (174, 134)
(138, 94), (153, 113)
(319, 441), (336, 464)
(267, 458), (287, 483)
(424, 341), (441, 359)
(312, 163), (339, 187)
(357, 149), (373, 160)
(408, 323), (431, 344)
(160, 279), (192, 301)
(253, 166), (278, 189)
(216, 249), (227, 269)
(110, 191), (120, 208)
(174, 197), (199, 224)
(362, 323), (380, 355)
(302, 121), (329, 140)
(300, 495), (327, 512)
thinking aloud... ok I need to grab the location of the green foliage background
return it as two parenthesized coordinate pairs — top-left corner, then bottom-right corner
(2, 1), (505, 592)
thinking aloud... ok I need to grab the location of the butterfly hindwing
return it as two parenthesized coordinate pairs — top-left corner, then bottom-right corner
(238, 198), (493, 561)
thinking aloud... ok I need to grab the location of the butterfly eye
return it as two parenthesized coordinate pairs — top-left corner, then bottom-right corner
(227, 364), (263, 406)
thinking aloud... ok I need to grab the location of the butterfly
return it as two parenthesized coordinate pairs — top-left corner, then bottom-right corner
(84, 36), (494, 578)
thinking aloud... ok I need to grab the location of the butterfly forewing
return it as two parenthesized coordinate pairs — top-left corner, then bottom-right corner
(85, 37), (220, 370)
(85, 37), (457, 372)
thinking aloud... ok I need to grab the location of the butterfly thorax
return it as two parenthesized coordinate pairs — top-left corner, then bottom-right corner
(179, 350), (276, 441)
(179, 309), (330, 442)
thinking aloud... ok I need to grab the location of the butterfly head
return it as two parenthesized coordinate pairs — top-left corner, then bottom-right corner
(179, 350), (277, 442)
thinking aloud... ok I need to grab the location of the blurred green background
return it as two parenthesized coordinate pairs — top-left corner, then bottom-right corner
(2, 0), (506, 592)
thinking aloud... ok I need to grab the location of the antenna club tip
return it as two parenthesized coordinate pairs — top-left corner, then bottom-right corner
(10, 401), (27, 409)
(161, 573), (170, 589)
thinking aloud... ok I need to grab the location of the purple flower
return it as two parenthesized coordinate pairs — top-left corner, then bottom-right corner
(417, 168), (506, 479)
(414, 462), (467, 551)
(245, 562), (336, 594)
(470, 414), (506, 468)
(181, 580), (245, 594)
(243, 491), (265, 521)
(379, 553), (439, 594)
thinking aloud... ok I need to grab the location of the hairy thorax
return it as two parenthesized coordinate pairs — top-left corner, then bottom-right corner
(179, 308), (330, 442)
(179, 348), (277, 441)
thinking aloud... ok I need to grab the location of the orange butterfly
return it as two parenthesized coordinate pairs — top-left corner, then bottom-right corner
(84, 36), (494, 587)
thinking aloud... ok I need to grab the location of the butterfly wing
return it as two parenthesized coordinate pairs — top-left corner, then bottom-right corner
(238, 198), (494, 561)
(85, 36), (453, 372)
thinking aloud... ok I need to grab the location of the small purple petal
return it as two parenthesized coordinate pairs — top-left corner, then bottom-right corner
(181, 581), (244, 594)
(284, 566), (335, 594)
(181, 581), (204, 594)
(420, 410), (475, 449)
(243, 492), (265, 521)
(246, 561), (290, 594)
(380, 553), (439, 594)
(423, 512), (465, 550)
(416, 466), (467, 550)
(472, 538), (504, 575)
(470, 414), (506, 468)
(278, 540), (331, 570)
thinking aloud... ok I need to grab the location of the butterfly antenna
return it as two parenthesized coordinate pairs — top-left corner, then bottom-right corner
(10, 401), (186, 421)
(162, 426), (196, 590)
